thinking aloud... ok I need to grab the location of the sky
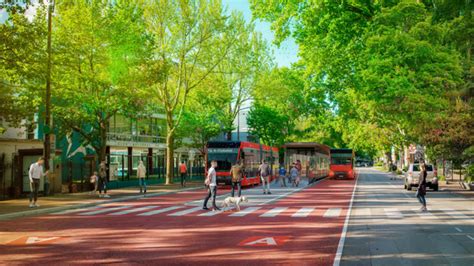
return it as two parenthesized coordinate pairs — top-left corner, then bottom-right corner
(222, 0), (299, 67)
(0, 0), (299, 67)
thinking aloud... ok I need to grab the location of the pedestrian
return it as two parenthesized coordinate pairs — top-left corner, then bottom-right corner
(278, 165), (287, 187)
(179, 161), (187, 187)
(98, 160), (110, 198)
(259, 160), (271, 194)
(203, 160), (220, 211)
(416, 163), (428, 211)
(230, 160), (243, 197)
(137, 160), (147, 194)
(290, 164), (299, 187)
(295, 160), (302, 187)
(28, 157), (48, 208)
(89, 171), (98, 195)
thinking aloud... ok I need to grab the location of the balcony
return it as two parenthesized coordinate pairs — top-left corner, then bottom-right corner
(106, 132), (166, 148)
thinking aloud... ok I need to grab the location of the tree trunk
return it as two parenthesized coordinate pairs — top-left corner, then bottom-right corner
(226, 131), (232, 141)
(166, 132), (174, 185)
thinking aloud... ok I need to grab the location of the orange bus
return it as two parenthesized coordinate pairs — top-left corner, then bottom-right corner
(329, 148), (356, 179)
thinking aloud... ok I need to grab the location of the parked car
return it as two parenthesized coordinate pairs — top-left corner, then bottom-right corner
(404, 163), (438, 191)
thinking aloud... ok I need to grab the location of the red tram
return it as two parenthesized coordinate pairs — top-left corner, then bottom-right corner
(206, 141), (278, 186)
(282, 142), (331, 183)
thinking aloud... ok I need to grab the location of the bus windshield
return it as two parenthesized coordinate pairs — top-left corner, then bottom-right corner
(331, 156), (352, 165)
(207, 152), (238, 171)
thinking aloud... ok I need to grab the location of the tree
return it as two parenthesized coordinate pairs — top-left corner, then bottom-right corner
(52, 0), (146, 162)
(141, 0), (236, 184)
(0, 7), (47, 133)
(246, 103), (288, 146)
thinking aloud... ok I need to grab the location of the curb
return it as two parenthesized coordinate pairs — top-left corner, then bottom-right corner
(0, 186), (203, 221)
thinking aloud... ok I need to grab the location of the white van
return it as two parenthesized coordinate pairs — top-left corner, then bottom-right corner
(404, 163), (438, 191)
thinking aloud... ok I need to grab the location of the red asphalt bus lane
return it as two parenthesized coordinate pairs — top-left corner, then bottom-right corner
(0, 178), (356, 265)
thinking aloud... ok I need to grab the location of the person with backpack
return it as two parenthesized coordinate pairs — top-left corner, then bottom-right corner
(290, 164), (299, 187)
(416, 163), (428, 211)
(230, 160), (244, 197)
(278, 165), (287, 187)
(258, 160), (271, 194)
(137, 160), (147, 194)
(28, 157), (49, 208)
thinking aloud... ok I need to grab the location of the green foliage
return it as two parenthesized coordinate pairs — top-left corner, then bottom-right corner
(52, 0), (146, 160)
(246, 103), (288, 146)
(0, 7), (47, 131)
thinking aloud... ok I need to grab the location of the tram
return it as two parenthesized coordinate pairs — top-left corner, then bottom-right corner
(206, 141), (278, 186)
(282, 142), (331, 183)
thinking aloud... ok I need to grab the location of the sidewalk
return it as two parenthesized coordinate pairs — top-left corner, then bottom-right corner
(0, 181), (203, 220)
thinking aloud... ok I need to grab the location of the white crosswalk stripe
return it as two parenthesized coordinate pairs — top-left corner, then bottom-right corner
(260, 207), (288, 217)
(138, 206), (183, 216)
(291, 207), (315, 217)
(168, 206), (203, 216)
(198, 210), (225, 217)
(108, 206), (158, 216)
(323, 208), (342, 218)
(355, 208), (371, 217)
(79, 206), (129, 216)
(51, 206), (101, 215)
(411, 208), (435, 218)
(442, 208), (471, 222)
(384, 208), (403, 219)
(229, 207), (261, 217)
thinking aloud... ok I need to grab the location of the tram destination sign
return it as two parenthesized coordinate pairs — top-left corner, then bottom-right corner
(207, 148), (239, 154)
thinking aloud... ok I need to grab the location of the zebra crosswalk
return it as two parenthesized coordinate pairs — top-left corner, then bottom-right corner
(51, 204), (473, 223)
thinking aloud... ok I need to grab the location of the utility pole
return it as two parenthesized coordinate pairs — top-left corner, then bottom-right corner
(44, 1), (53, 171)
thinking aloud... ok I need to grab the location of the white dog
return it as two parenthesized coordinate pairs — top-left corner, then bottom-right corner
(221, 196), (248, 211)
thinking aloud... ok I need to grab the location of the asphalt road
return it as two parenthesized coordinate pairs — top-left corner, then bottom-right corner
(341, 168), (474, 266)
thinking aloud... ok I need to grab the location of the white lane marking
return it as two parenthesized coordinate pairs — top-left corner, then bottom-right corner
(258, 179), (324, 206)
(323, 208), (342, 218)
(291, 207), (315, 217)
(51, 206), (101, 215)
(198, 210), (226, 217)
(442, 208), (471, 221)
(467, 235), (474, 241)
(455, 227), (463, 233)
(168, 206), (203, 216)
(384, 208), (403, 219)
(333, 175), (359, 266)
(138, 206), (183, 216)
(79, 206), (129, 216)
(260, 207), (288, 217)
(229, 207), (261, 217)
(108, 206), (157, 216)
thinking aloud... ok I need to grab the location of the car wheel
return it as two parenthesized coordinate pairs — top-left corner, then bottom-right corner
(407, 184), (412, 191)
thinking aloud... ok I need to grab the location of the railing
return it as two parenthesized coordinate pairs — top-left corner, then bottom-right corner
(106, 132), (166, 144)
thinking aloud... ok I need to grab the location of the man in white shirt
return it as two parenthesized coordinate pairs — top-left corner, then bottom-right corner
(29, 157), (48, 208)
(203, 160), (220, 211)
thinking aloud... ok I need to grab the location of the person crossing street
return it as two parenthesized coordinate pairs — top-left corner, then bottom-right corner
(259, 160), (271, 194)
(203, 160), (220, 211)
(230, 160), (243, 197)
